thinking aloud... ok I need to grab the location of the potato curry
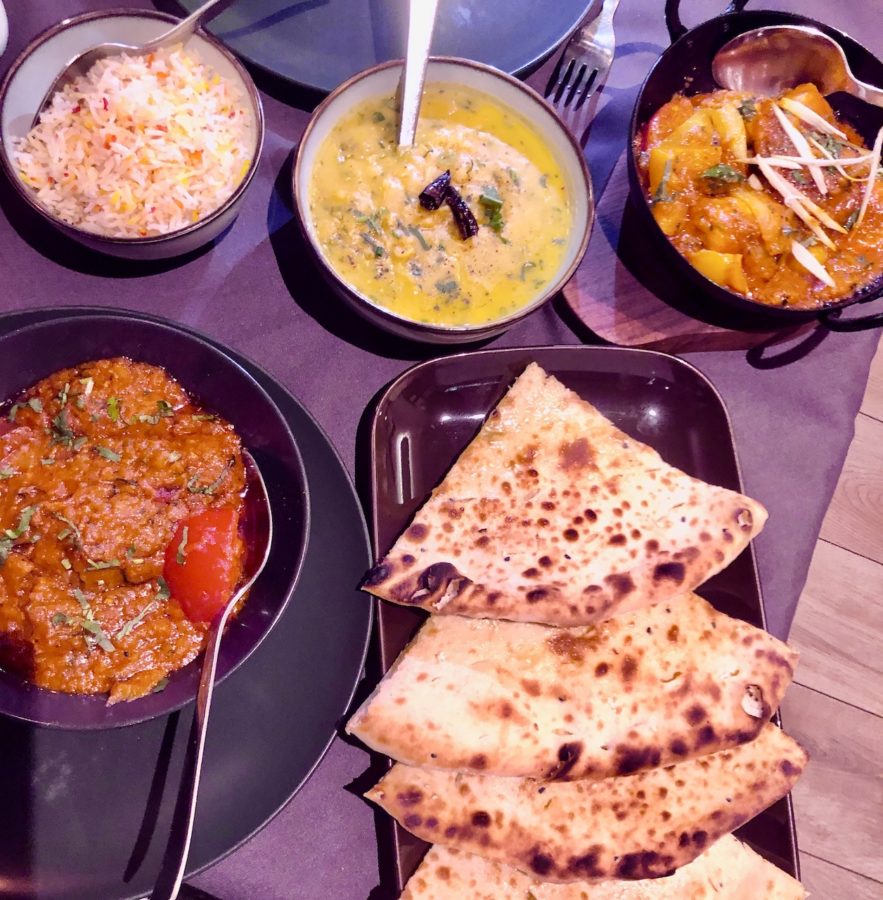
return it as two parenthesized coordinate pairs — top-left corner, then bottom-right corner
(636, 83), (883, 309)
(0, 358), (246, 704)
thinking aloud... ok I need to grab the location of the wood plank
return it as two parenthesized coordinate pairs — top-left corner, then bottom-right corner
(789, 541), (883, 716)
(819, 413), (883, 565)
(860, 336), (883, 423)
(781, 684), (883, 881)
(799, 853), (883, 900)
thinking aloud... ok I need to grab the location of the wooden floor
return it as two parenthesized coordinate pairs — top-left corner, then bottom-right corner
(783, 336), (883, 898)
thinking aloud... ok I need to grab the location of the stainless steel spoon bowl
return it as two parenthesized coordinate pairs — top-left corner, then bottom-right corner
(713, 25), (883, 107)
(32, 0), (232, 127)
(150, 448), (273, 900)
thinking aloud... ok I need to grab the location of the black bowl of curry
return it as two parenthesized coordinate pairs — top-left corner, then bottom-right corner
(627, 0), (883, 331)
(0, 315), (309, 728)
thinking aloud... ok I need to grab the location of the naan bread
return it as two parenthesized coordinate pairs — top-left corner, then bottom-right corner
(347, 593), (797, 779)
(362, 363), (767, 625)
(402, 837), (806, 899)
(366, 723), (806, 884)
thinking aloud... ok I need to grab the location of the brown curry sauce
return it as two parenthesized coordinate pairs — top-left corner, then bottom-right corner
(0, 358), (245, 703)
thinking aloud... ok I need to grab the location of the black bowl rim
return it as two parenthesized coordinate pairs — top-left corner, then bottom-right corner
(626, 8), (883, 320)
(293, 55), (595, 338)
(0, 313), (310, 730)
(0, 7), (266, 246)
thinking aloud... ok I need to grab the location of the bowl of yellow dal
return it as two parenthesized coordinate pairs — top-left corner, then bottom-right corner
(293, 57), (593, 343)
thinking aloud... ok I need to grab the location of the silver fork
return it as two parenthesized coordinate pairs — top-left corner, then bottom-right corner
(544, 0), (622, 142)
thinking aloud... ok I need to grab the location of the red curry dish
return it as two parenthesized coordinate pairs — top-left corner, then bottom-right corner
(0, 358), (246, 704)
(636, 83), (883, 309)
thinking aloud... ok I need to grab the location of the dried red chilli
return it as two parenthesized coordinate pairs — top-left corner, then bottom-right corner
(444, 187), (479, 239)
(418, 170), (479, 240)
(419, 170), (452, 210)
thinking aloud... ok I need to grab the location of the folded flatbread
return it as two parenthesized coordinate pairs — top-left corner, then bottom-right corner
(366, 723), (806, 884)
(401, 837), (806, 899)
(348, 593), (797, 779)
(362, 363), (767, 626)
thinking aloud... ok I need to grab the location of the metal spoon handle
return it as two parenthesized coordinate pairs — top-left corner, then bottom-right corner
(850, 76), (883, 109)
(151, 451), (272, 900)
(143, 0), (232, 51)
(149, 594), (241, 900)
(396, 0), (440, 147)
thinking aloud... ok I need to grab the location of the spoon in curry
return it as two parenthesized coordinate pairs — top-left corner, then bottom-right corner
(32, 0), (235, 127)
(713, 25), (883, 107)
(150, 449), (272, 900)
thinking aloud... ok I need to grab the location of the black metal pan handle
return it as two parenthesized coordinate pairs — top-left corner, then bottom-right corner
(821, 306), (883, 331)
(665, 0), (750, 44)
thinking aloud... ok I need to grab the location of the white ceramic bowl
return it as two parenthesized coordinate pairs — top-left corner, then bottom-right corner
(294, 58), (594, 344)
(0, 9), (264, 260)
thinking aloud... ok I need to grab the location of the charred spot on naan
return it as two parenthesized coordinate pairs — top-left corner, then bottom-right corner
(558, 437), (595, 470)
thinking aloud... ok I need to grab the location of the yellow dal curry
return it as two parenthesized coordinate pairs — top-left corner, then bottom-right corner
(308, 84), (572, 327)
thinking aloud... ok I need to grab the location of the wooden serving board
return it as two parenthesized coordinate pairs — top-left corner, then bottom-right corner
(563, 155), (815, 353)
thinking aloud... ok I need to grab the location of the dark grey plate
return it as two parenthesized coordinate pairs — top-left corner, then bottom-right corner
(179, 0), (591, 92)
(368, 346), (799, 892)
(0, 307), (373, 900)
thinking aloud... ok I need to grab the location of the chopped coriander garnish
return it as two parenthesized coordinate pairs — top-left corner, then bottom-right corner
(40, 458), (55, 466)
(701, 163), (745, 186)
(371, 110), (385, 123)
(507, 167), (520, 186)
(80, 376), (94, 396)
(7, 403), (20, 422)
(86, 557), (120, 571)
(0, 469), (14, 479)
(107, 397), (120, 421)
(192, 414), (217, 422)
(28, 397), (43, 413)
(519, 261), (537, 281)
(96, 446), (121, 462)
(54, 513), (82, 548)
(155, 576), (171, 602)
(81, 618), (115, 653)
(73, 436), (87, 452)
(435, 279), (459, 295)
(187, 466), (228, 495)
(151, 677), (169, 694)
(51, 409), (75, 447)
(738, 98), (757, 119)
(360, 231), (385, 258)
(844, 209), (859, 231)
(115, 600), (159, 639)
(176, 525), (189, 565)
(408, 225), (431, 251)
(75, 395), (86, 410)
(791, 171), (808, 186)
(5, 505), (37, 540)
(57, 383), (69, 408)
(653, 158), (673, 203)
(61, 558), (71, 571)
(478, 186), (503, 210)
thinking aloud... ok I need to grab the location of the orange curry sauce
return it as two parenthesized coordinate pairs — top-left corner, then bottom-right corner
(0, 358), (245, 703)
(636, 84), (883, 309)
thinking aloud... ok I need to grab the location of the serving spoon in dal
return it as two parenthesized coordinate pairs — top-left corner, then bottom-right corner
(395, 0), (440, 147)
(32, 0), (235, 127)
(713, 25), (883, 106)
(150, 449), (273, 900)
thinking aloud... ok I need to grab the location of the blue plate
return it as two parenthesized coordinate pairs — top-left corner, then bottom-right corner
(179, 0), (591, 92)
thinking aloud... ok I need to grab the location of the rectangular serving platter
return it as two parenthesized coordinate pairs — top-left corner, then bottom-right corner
(368, 345), (799, 893)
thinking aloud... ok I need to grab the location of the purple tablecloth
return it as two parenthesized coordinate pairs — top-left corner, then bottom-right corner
(1, 1), (880, 898)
